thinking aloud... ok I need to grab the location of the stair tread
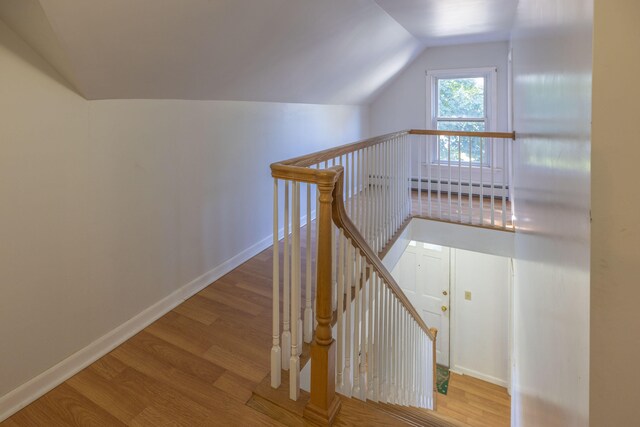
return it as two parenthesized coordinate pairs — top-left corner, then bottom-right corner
(253, 369), (465, 427)
(247, 394), (309, 426)
(369, 401), (466, 427)
(253, 369), (310, 417)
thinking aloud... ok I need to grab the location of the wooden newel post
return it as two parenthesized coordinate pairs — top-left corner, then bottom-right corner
(304, 176), (342, 426)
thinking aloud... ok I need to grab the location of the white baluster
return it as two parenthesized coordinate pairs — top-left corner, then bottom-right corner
(447, 135), (452, 220)
(359, 258), (367, 400)
(420, 333), (424, 407)
(410, 321), (415, 406)
(420, 330), (425, 407)
(365, 147), (369, 239)
(388, 140), (392, 239)
(377, 142), (383, 251)
(391, 298), (398, 403)
(372, 273), (380, 401)
(379, 283), (386, 402)
(406, 135), (410, 220)
(369, 146), (374, 247)
(396, 138), (400, 231)
(427, 136), (432, 217)
(469, 137), (474, 224)
(491, 138), (495, 226)
(399, 308), (405, 405)
(437, 135), (442, 219)
(331, 159), (337, 313)
(314, 168), (320, 330)
(282, 181), (291, 370)
(400, 136), (405, 223)
(418, 135), (422, 217)
(386, 288), (392, 403)
(350, 152), (355, 219)
(343, 239), (353, 397)
(304, 183), (313, 343)
(271, 179), (281, 388)
(480, 138), (484, 225)
(458, 136), (462, 222)
(337, 230), (344, 391)
(290, 182), (300, 400)
(332, 224), (337, 312)
(392, 138), (397, 233)
(382, 141), (387, 244)
(415, 326), (419, 407)
(367, 270), (375, 400)
(502, 138), (507, 228)
(355, 150), (360, 231)
(352, 250), (361, 399)
(359, 149), (365, 234)
(416, 323), (420, 406)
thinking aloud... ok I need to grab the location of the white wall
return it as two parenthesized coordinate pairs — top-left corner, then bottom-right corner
(451, 249), (510, 387)
(591, 0), (640, 425)
(510, 0), (592, 426)
(410, 218), (514, 259)
(391, 240), (510, 386)
(0, 19), (368, 415)
(369, 41), (509, 135)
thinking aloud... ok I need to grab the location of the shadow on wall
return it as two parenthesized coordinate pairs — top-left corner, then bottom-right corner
(514, 392), (588, 427)
(0, 20), (81, 96)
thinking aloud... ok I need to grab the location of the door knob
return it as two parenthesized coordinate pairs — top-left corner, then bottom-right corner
(441, 305), (448, 312)
(442, 290), (448, 296)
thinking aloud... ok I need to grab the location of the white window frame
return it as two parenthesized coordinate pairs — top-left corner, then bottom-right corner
(426, 67), (498, 167)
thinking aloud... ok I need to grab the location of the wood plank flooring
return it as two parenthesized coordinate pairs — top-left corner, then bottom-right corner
(436, 373), (511, 427)
(411, 190), (513, 229)
(2, 236), (510, 426)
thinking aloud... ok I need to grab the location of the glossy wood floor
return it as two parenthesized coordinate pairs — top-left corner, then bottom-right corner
(2, 237), (510, 426)
(411, 190), (513, 229)
(437, 373), (510, 427)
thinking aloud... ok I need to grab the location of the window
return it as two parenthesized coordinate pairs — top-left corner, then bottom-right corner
(428, 68), (497, 166)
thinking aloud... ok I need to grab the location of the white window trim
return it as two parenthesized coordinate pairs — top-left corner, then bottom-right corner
(426, 67), (498, 167)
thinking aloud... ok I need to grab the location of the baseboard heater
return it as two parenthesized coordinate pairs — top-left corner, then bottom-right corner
(409, 178), (510, 200)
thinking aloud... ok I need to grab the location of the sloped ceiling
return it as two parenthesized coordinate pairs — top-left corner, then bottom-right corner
(375, 0), (519, 46)
(0, 0), (517, 105)
(0, 0), (82, 94)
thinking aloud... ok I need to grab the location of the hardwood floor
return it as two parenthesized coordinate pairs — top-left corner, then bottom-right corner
(2, 238), (510, 426)
(411, 190), (513, 229)
(436, 373), (511, 427)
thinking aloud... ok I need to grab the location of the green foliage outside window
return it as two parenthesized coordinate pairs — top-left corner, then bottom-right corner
(436, 77), (488, 164)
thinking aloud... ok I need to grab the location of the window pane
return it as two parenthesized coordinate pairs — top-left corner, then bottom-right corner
(437, 77), (484, 118)
(436, 121), (488, 164)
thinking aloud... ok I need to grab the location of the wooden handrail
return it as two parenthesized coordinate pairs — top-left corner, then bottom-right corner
(272, 128), (515, 173)
(270, 129), (517, 422)
(409, 129), (516, 140)
(270, 162), (435, 341)
(271, 163), (341, 185)
(274, 131), (409, 168)
(330, 167), (436, 341)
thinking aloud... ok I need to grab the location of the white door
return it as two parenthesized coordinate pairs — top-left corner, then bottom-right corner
(392, 241), (451, 366)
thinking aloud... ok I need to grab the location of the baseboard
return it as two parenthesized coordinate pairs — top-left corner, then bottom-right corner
(449, 366), (508, 388)
(0, 234), (275, 422)
(277, 210), (316, 241)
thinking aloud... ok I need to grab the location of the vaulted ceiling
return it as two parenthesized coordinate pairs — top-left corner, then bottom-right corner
(0, 0), (518, 105)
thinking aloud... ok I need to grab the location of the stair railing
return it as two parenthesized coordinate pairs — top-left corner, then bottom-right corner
(269, 129), (515, 425)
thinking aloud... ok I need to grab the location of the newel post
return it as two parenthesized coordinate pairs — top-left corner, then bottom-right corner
(304, 173), (342, 425)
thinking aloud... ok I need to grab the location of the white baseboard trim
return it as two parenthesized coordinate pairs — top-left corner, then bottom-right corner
(449, 366), (508, 388)
(277, 210), (316, 241)
(0, 234), (275, 422)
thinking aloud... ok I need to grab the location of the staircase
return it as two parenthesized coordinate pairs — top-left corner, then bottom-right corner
(266, 130), (515, 425)
(249, 370), (464, 426)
